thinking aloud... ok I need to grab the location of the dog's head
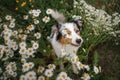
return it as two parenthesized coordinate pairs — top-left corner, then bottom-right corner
(56, 19), (83, 47)
(50, 9), (83, 47)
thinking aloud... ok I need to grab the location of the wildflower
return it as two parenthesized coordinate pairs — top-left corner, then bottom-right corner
(56, 77), (64, 80)
(81, 73), (90, 80)
(33, 19), (39, 24)
(38, 76), (45, 80)
(60, 49), (67, 57)
(48, 64), (56, 71)
(26, 71), (36, 79)
(37, 9), (41, 14)
(0, 53), (3, 59)
(13, 30), (18, 36)
(21, 2), (26, 7)
(19, 48), (27, 55)
(23, 15), (29, 20)
(76, 61), (84, 70)
(32, 42), (39, 49)
(5, 15), (12, 20)
(19, 41), (26, 48)
(0, 45), (4, 54)
(18, 29), (23, 33)
(83, 65), (90, 71)
(27, 48), (34, 55)
(38, 66), (44, 73)
(42, 16), (50, 23)
(44, 69), (53, 77)
(46, 9), (53, 14)
(71, 55), (79, 63)
(28, 62), (34, 69)
(93, 66), (99, 74)
(22, 63), (29, 72)
(32, 9), (41, 17)
(20, 75), (27, 80)
(15, 7), (18, 10)
(18, 34), (27, 40)
(57, 72), (68, 80)
(27, 24), (35, 31)
(21, 58), (26, 63)
(10, 18), (16, 23)
(34, 32), (41, 39)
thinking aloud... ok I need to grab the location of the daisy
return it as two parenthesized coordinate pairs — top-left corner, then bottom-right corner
(24, 29), (30, 34)
(48, 64), (56, 71)
(34, 32), (41, 39)
(81, 73), (90, 80)
(3, 32), (11, 39)
(9, 62), (16, 68)
(4, 38), (10, 45)
(27, 48), (34, 55)
(38, 76), (45, 80)
(18, 29), (23, 33)
(83, 65), (90, 71)
(18, 34), (27, 40)
(27, 24), (35, 31)
(28, 62), (34, 69)
(9, 22), (15, 28)
(71, 55), (79, 63)
(21, 58), (26, 63)
(12, 30), (18, 36)
(44, 69), (53, 77)
(42, 16), (50, 23)
(32, 42), (39, 50)
(0, 45), (4, 54)
(76, 61), (84, 70)
(26, 71), (36, 79)
(19, 41), (26, 48)
(10, 18), (16, 23)
(0, 53), (3, 59)
(23, 15), (29, 20)
(38, 66), (44, 73)
(19, 48), (27, 55)
(56, 76), (64, 80)
(93, 66), (99, 74)
(20, 75), (27, 80)
(37, 9), (41, 14)
(33, 10), (40, 17)
(58, 72), (68, 79)
(22, 63), (30, 72)
(33, 19), (39, 24)
(46, 9), (53, 15)
(5, 15), (12, 20)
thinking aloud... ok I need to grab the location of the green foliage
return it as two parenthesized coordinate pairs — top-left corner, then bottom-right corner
(0, 0), (119, 79)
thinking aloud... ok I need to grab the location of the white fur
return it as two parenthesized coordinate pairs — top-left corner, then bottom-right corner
(48, 9), (83, 74)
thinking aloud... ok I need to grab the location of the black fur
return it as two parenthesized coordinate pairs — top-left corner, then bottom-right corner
(71, 19), (83, 31)
(56, 23), (62, 40)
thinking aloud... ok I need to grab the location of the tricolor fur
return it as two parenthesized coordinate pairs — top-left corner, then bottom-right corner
(48, 9), (83, 74)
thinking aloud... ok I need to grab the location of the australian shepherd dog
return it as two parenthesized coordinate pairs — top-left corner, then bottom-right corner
(48, 9), (83, 74)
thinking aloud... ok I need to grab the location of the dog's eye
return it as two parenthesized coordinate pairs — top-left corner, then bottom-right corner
(76, 30), (80, 33)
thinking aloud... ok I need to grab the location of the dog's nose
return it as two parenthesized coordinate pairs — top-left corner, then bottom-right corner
(76, 39), (81, 44)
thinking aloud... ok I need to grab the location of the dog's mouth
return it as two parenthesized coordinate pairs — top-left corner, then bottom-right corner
(71, 43), (80, 47)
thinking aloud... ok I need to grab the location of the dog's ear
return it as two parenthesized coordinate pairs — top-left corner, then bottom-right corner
(72, 19), (83, 31)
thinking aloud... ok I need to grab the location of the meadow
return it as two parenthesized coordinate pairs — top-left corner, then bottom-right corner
(0, 0), (120, 80)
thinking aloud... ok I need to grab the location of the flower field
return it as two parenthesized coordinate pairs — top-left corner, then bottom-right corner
(0, 0), (120, 80)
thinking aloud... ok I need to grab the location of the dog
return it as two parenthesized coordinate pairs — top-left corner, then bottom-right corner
(48, 9), (83, 74)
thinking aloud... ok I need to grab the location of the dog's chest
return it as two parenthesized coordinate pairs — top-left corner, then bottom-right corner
(51, 40), (79, 58)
